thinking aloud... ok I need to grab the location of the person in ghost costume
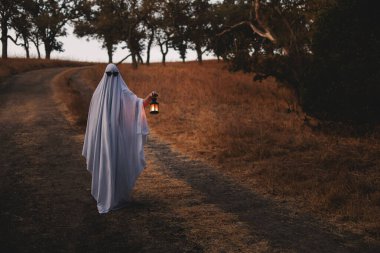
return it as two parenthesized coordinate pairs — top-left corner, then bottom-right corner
(82, 63), (155, 214)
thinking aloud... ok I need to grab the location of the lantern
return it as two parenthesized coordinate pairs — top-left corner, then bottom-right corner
(150, 93), (159, 114)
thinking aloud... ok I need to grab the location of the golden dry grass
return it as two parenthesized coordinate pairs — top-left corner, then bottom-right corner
(64, 61), (379, 242)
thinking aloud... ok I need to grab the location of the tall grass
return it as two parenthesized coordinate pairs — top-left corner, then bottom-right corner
(67, 61), (379, 241)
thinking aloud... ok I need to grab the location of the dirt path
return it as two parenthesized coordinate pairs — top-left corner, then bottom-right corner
(0, 68), (377, 252)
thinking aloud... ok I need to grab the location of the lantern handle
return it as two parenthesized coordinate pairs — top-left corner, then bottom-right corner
(151, 91), (158, 98)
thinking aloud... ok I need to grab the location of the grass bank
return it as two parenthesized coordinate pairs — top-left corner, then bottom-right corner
(0, 58), (91, 83)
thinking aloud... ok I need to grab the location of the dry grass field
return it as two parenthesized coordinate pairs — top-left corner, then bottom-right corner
(55, 61), (380, 244)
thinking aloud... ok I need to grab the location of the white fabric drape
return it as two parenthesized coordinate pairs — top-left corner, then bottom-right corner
(82, 63), (149, 214)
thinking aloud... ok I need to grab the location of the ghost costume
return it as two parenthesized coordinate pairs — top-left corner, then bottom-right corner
(82, 63), (149, 214)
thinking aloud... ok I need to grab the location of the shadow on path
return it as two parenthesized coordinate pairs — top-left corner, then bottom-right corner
(147, 136), (379, 253)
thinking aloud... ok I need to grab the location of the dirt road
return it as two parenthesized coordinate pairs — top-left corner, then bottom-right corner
(0, 68), (377, 252)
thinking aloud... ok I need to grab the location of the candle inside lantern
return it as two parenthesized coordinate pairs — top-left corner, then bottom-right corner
(149, 93), (159, 114)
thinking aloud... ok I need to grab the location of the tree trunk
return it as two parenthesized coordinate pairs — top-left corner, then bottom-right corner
(137, 53), (143, 64)
(126, 27), (138, 69)
(162, 54), (166, 65)
(106, 44), (113, 63)
(180, 54), (186, 63)
(31, 35), (41, 59)
(1, 20), (8, 59)
(44, 39), (52, 59)
(107, 51), (112, 63)
(22, 35), (30, 58)
(146, 46), (151, 65)
(36, 45), (41, 59)
(24, 44), (30, 58)
(131, 53), (138, 69)
(195, 44), (203, 63)
(159, 40), (169, 66)
(146, 29), (154, 65)
(45, 46), (51, 59)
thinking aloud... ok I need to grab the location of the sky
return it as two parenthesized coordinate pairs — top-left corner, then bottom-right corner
(6, 26), (216, 63)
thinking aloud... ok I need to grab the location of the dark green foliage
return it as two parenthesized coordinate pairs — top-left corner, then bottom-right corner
(302, 0), (380, 123)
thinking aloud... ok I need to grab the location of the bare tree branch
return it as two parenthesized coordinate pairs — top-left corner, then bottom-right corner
(8, 34), (21, 46)
(216, 20), (276, 43)
(253, 0), (276, 42)
(217, 1), (276, 43)
(116, 53), (132, 65)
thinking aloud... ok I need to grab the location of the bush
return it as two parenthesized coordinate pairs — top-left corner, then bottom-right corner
(302, 0), (380, 123)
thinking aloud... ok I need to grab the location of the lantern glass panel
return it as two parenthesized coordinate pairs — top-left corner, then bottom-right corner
(150, 103), (159, 114)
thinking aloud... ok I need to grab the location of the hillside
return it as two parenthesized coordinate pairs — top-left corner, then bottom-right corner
(55, 61), (380, 243)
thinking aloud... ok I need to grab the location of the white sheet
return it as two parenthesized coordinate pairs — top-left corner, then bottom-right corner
(82, 63), (149, 213)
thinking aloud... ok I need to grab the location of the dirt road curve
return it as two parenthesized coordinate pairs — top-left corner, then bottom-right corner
(0, 68), (377, 253)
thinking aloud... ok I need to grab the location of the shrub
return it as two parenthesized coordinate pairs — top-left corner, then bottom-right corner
(302, 0), (380, 123)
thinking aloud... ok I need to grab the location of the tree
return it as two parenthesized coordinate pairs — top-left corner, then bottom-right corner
(0, 0), (20, 58)
(119, 0), (146, 68)
(164, 0), (191, 63)
(10, 4), (33, 58)
(188, 0), (213, 63)
(156, 29), (171, 65)
(150, 0), (176, 65)
(25, 0), (80, 59)
(141, 0), (160, 65)
(28, 26), (42, 58)
(74, 0), (123, 63)
(215, 0), (328, 98)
